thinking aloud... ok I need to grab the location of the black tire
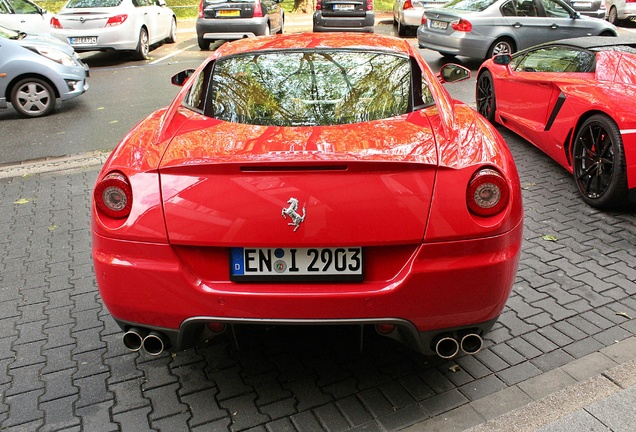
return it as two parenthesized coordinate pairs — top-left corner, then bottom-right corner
(607, 6), (618, 25)
(133, 27), (150, 60)
(486, 37), (514, 59)
(10, 77), (56, 118)
(476, 70), (496, 124)
(198, 36), (210, 50)
(277, 12), (284, 34)
(166, 17), (177, 43)
(397, 20), (407, 36)
(572, 114), (628, 209)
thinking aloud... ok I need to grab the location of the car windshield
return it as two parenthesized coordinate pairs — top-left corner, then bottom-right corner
(442, 0), (498, 11)
(64, 0), (123, 7)
(209, 50), (413, 126)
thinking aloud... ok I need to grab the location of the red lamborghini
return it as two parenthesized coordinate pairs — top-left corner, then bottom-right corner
(476, 36), (636, 209)
(91, 33), (523, 359)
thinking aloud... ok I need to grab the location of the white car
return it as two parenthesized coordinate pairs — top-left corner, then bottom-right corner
(392, 0), (447, 36)
(0, 0), (52, 34)
(605, 0), (636, 24)
(50, 0), (177, 60)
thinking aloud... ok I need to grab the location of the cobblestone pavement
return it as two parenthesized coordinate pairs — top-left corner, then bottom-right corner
(0, 125), (635, 431)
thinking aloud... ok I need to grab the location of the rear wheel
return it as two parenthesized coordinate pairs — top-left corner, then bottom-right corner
(198, 36), (210, 50)
(10, 77), (56, 118)
(487, 37), (514, 59)
(133, 27), (149, 60)
(277, 12), (284, 34)
(166, 17), (177, 43)
(572, 114), (628, 209)
(476, 71), (496, 123)
(397, 20), (407, 36)
(607, 6), (618, 24)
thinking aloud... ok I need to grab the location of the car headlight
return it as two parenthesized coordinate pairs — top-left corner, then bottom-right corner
(31, 47), (77, 67)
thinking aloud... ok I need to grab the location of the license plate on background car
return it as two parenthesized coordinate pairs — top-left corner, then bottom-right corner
(230, 247), (363, 281)
(333, 4), (355, 10)
(69, 36), (97, 45)
(217, 9), (240, 16)
(431, 20), (448, 29)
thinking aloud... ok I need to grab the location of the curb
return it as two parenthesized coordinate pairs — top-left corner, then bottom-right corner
(402, 336), (636, 432)
(0, 151), (109, 180)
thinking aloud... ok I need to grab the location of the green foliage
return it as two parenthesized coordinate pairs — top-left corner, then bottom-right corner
(37, 0), (392, 17)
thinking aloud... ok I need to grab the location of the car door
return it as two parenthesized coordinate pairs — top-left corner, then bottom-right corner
(500, 0), (551, 51)
(496, 45), (595, 164)
(538, 0), (595, 39)
(261, 0), (282, 32)
(0, 0), (51, 34)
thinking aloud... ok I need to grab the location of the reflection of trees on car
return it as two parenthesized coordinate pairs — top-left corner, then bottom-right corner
(210, 51), (418, 126)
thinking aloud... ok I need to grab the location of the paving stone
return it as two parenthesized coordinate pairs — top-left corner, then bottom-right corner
(112, 406), (154, 432)
(561, 352), (618, 382)
(74, 371), (113, 409)
(459, 375), (507, 402)
(531, 349), (576, 373)
(517, 367), (577, 400)
(1, 388), (45, 428)
(259, 397), (297, 421)
(322, 377), (359, 400)
(110, 377), (151, 414)
(313, 402), (351, 432)
(40, 368), (79, 402)
(563, 337), (605, 360)
(181, 387), (228, 427)
(357, 387), (395, 418)
(497, 361), (542, 386)
(470, 385), (533, 420)
(39, 395), (80, 432)
(376, 403), (428, 431)
(151, 411), (191, 432)
(145, 382), (189, 422)
(283, 377), (332, 412)
(336, 395), (374, 427)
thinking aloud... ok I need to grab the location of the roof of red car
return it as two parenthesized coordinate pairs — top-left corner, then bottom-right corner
(212, 32), (415, 58)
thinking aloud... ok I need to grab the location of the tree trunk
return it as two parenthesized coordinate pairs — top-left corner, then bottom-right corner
(293, 0), (314, 13)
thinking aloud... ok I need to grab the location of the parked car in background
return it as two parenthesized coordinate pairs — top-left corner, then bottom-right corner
(476, 35), (636, 209)
(0, 25), (89, 117)
(417, 0), (618, 60)
(50, 0), (177, 60)
(91, 32), (523, 359)
(313, 0), (374, 32)
(392, 0), (447, 36)
(564, 0), (606, 19)
(0, 0), (51, 34)
(195, 0), (283, 50)
(605, 0), (636, 24)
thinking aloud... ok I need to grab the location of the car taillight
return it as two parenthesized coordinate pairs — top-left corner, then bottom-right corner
(253, 1), (263, 17)
(94, 172), (133, 219)
(316, 0), (322, 10)
(366, 0), (373, 10)
(50, 16), (62, 29)
(105, 14), (128, 27)
(404, 0), (413, 9)
(466, 168), (509, 217)
(452, 18), (472, 32)
(421, 15), (427, 25)
(199, 0), (205, 17)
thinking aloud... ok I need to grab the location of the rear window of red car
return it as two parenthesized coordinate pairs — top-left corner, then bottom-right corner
(205, 50), (413, 126)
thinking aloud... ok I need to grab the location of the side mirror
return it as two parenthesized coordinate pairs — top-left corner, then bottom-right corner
(493, 54), (512, 65)
(171, 69), (196, 86)
(438, 64), (470, 83)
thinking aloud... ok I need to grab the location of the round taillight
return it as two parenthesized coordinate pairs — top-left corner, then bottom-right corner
(466, 168), (509, 217)
(94, 172), (133, 219)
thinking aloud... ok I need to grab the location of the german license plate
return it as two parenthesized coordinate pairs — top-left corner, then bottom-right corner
(431, 20), (448, 29)
(69, 36), (97, 45)
(230, 247), (363, 281)
(217, 9), (240, 16)
(333, 4), (355, 10)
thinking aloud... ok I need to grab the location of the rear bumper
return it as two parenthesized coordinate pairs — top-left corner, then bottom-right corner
(417, 26), (489, 59)
(93, 218), (523, 355)
(196, 17), (269, 39)
(401, 8), (424, 27)
(313, 11), (375, 32)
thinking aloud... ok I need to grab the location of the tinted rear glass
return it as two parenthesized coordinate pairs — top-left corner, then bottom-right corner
(210, 50), (412, 126)
(64, 0), (123, 8)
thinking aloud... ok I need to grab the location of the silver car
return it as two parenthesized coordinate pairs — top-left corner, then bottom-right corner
(392, 0), (447, 36)
(417, 0), (617, 60)
(0, 25), (89, 117)
(0, 0), (52, 34)
(605, 0), (636, 24)
(50, 0), (177, 61)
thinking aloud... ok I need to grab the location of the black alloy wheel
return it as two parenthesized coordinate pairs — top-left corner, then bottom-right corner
(476, 70), (496, 123)
(572, 114), (628, 209)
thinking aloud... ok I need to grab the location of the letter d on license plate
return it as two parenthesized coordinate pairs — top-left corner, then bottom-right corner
(230, 247), (363, 281)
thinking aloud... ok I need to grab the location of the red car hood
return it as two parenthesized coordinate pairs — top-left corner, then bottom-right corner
(158, 111), (439, 246)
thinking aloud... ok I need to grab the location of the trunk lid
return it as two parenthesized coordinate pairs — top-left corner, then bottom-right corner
(159, 116), (439, 247)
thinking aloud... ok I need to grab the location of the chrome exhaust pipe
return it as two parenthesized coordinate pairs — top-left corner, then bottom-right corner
(434, 336), (460, 359)
(142, 331), (169, 356)
(460, 333), (483, 355)
(122, 327), (147, 352)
